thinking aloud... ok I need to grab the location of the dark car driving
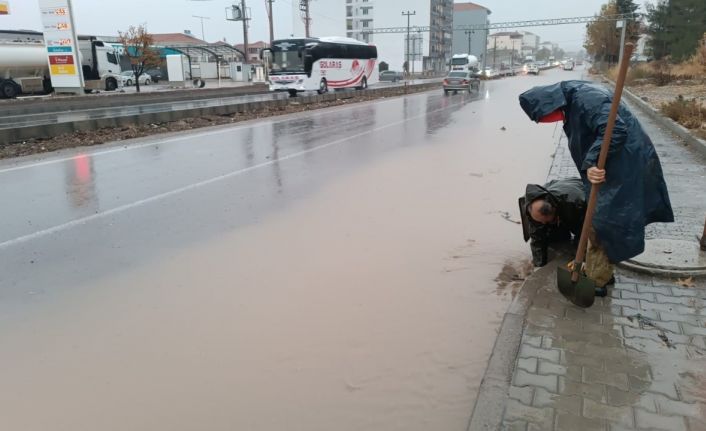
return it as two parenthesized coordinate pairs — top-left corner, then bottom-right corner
(443, 71), (480, 95)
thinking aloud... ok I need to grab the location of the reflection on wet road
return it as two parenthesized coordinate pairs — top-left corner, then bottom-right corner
(0, 68), (584, 431)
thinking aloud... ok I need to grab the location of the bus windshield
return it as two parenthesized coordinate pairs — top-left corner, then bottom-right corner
(270, 39), (307, 74)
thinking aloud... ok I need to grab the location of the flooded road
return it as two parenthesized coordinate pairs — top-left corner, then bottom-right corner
(0, 68), (585, 431)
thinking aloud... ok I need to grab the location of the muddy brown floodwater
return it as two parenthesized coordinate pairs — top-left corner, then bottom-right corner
(0, 69), (580, 431)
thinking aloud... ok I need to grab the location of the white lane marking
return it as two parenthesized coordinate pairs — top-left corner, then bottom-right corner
(0, 90), (435, 174)
(0, 97), (467, 250)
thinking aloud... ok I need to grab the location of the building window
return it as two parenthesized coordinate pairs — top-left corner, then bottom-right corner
(362, 21), (369, 28)
(346, 6), (352, 16)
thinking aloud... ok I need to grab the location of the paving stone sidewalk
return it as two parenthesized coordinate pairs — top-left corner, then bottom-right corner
(499, 101), (706, 430)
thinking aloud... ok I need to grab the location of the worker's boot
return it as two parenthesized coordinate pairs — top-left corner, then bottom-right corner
(595, 276), (615, 298)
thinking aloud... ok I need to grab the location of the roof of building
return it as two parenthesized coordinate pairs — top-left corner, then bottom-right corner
(151, 33), (207, 45)
(234, 41), (269, 49)
(489, 31), (524, 38)
(454, 2), (491, 15)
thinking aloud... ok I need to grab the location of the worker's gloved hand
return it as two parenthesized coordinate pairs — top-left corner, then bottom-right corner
(587, 167), (606, 184)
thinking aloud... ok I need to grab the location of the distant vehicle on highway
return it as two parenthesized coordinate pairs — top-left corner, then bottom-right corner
(379, 70), (404, 82)
(443, 71), (479, 95)
(262, 36), (378, 97)
(449, 54), (479, 73)
(563, 60), (575, 71)
(524, 63), (540, 75)
(630, 54), (652, 63)
(120, 71), (151, 86)
(499, 64), (518, 76)
(482, 67), (499, 79)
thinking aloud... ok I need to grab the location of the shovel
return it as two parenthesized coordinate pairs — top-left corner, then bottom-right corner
(557, 43), (634, 308)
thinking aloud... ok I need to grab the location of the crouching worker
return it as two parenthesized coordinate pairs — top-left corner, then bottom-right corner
(520, 178), (616, 296)
(520, 177), (586, 268)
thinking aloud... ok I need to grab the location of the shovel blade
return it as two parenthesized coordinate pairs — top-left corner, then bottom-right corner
(557, 267), (597, 308)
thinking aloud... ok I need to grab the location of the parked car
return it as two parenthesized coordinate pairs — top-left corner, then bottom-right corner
(120, 71), (151, 86)
(443, 71), (480, 95)
(524, 63), (540, 75)
(482, 67), (499, 79)
(145, 68), (164, 83)
(379, 70), (404, 82)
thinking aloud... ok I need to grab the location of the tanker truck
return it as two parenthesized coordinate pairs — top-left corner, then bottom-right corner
(0, 31), (122, 98)
(449, 54), (480, 73)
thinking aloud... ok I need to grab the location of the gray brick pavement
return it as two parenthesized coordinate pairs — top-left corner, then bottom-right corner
(497, 100), (706, 429)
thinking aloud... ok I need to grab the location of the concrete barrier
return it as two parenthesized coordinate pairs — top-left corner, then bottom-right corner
(1, 84), (271, 116)
(1, 82), (441, 145)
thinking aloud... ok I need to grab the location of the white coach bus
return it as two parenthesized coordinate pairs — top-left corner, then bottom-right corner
(263, 37), (378, 97)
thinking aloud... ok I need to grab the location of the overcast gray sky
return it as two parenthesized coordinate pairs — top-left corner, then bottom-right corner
(3, 0), (650, 51)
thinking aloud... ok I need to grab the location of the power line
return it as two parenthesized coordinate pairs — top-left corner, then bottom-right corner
(363, 13), (640, 34)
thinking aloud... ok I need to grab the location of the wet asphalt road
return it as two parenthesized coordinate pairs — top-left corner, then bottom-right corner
(1, 68), (586, 431)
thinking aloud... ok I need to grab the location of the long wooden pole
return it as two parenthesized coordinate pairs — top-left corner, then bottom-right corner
(571, 42), (634, 282)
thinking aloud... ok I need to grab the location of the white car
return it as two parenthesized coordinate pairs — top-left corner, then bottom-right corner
(120, 71), (151, 86)
(563, 61), (575, 71)
(524, 63), (540, 75)
(482, 67), (499, 79)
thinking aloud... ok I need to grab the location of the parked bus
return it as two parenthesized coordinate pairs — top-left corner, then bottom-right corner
(263, 37), (378, 97)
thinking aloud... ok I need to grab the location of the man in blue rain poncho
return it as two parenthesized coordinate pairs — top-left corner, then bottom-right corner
(519, 81), (674, 295)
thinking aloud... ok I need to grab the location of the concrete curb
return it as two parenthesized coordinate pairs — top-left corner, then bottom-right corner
(1, 82), (441, 145)
(603, 79), (706, 159)
(466, 260), (561, 431)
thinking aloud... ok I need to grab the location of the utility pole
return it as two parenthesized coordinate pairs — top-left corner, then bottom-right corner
(492, 35), (497, 69)
(192, 15), (210, 42)
(465, 30), (474, 55)
(402, 10), (416, 77)
(266, 0), (274, 45)
(300, 0), (311, 38)
(241, 0), (249, 64)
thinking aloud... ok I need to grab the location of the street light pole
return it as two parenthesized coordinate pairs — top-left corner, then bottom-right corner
(192, 15), (211, 42)
(402, 10), (416, 77)
(617, 19), (627, 66)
